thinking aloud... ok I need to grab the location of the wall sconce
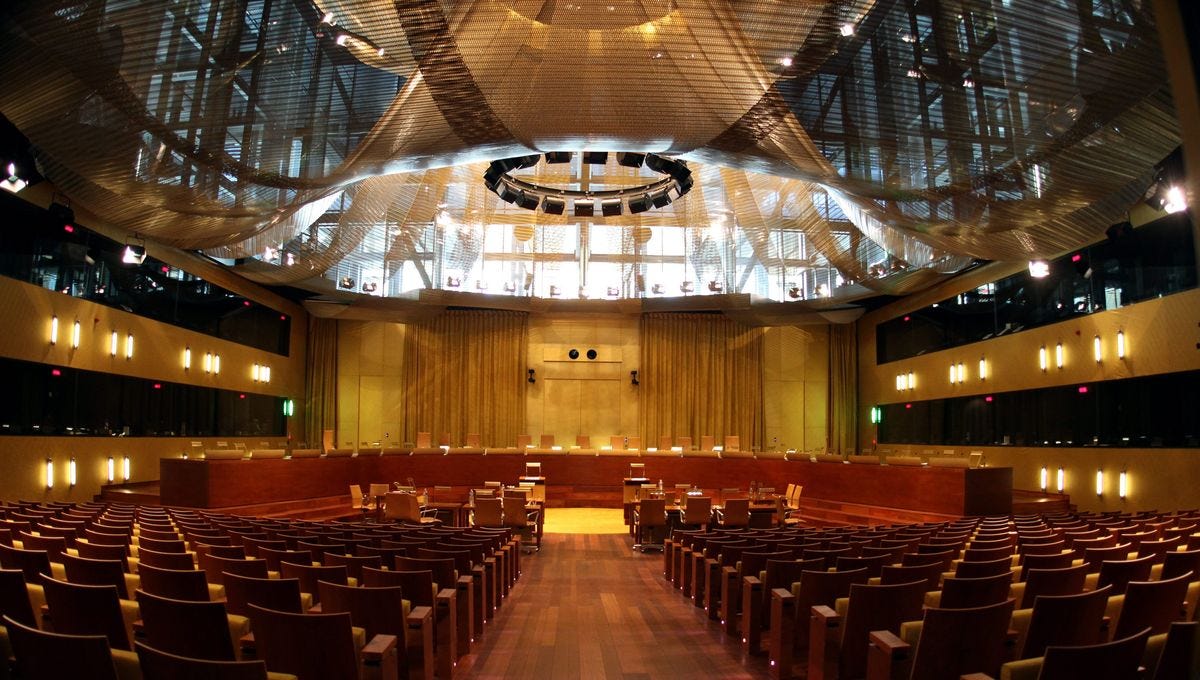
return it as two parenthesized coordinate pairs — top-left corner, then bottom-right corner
(1119, 470), (1128, 499)
(107, 456), (115, 483)
(1116, 331), (1126, 359)
(213, 355), (221, 374)
(71, 319), (81, 349)
(1039, 345), (1048, 372)
(261, 366), (271, 383)
(630, 370), (639, 386)
(125, 333), (134, 359)
(957, 363), (965, 383)
(50, 316), (59, 345)
(282, 399), (294, 417)
(527, 369), (536, 384)
(68, 458), (77, 487)
(1094, 335), (1102, 363)
(110, 331), (118, 357)
(122, 456), (131, 482)
(46, 458), (54, 489)
(252, 364), (260, 382)
(949, 363), (958, 385)
(1056, 467), (1065, 492)
(1055, 342), (1064, 369)
(1039, 466), (1048, 491)
(896, 374), (906, 391)
(1095, 469), (1104, 496)
(204, 352), (212, 373)
(979, 357), (987, 381)
(869, 406), (881, 424)
(183, 347), (191, 370)
(907, 372), (915, 390)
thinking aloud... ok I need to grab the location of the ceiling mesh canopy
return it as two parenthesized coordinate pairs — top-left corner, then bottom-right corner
(0, 0), (1181, 302)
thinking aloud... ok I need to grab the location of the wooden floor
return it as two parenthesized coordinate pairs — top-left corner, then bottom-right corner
(456, 532), (770, 679)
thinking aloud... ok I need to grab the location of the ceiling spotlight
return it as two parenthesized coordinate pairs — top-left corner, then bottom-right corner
(788, 286), (801, 299)
(335, 34), (348, 46)
(122, 244), (147, 265)
(778, 56), (793, 67)
(649, 189), (671, 208)
(839, 23), (855, 36)
(516, 191), (540, 210)
(497, 182), (521, 204)
(321, 11), (336, 24)
(906, 68), (921, 78)
(1, 163), (26, 194)
(1162, 186), (1186, 213)
(1028, 260), (1050, 278)
(707, 281), (723, 292)
(361, 282), (377, 293)
(339, 276), (355, 289)
(377, 47), (386, 57)
(628, 194), (652, 214)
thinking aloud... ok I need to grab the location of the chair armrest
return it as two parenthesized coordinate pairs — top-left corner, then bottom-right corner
(239, 631), (256, 658)
(308, 603), (323, 614)
(867, 629), (910, 680)
(360, 634), (399, 680)
(960, 674), (994, 679)
(809, 605), (842, 680)
(361, 634), (398, 662)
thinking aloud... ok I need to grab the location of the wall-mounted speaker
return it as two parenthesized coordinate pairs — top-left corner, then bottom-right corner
(586, 349), (597, 360)
(568, 349), (580, 360)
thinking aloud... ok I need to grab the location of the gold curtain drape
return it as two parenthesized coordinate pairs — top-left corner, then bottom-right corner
(402, 309), (528, 447)
(638, 313), (764, 448)
(304, 317), (338, 448)
(827, 322), (858, 455)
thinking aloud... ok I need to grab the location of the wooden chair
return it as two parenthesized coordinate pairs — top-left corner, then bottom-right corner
(74, 541), (131, 571)
(1148, 621), (1200, 680)
(1112, 570), (1193, 640)
(135, 590), (238, 661)
(384, 492), (441, 527)
(318, 581), (434, 680)
(1019, 552), (1076, 580)
(221, 573), (303, 618)
(4, 614), (129, 680)
(1019, 586), (1113, 660)
(247, 604), (397, 680)
(257, 547), (314, 574)
(633, 498), (667, 551)
(279, 561), (347, 605)
(769, 567), (869, 673)
(39, 574), (131, 651)
(502, 495), (539, 551)
(700, 435), (716, 451)
(137, 546), (196, 571)
(200, 554), (268, 585)
(61, 553), (132, 598)
(0, 543), (53, 582)
(809, 579), (927, 680)
(0, 568), (36, 630)
(16, 533), (68, 561)
(835, 555), (889, 578)
(1029, 626), (1152, 680)
(135, 562), (211, 602)
(679, 496), (712, 532)
(1096, 555), (1155, 594)
(867, 598), (1016, 680)
(715, 498), (750, 529)
(1019, 564), (1089, 608)
(937, 572), (1014, 609)
(880, 562), (944, 593)
(395, 556), (473, 654)
(361, 567), (458, 679)
(134, 641), (275, 680)
(472, 497), (504, 528)
(137, 536), (188, 554)
(955, 556), (1015, 579)
(323, 553), (382, 584)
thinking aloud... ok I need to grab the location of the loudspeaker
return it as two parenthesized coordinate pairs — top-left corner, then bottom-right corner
(601, 198), (622, 216)
(644, 154), (671, 174)
(649, 189), (671, 208)
(574, 199), (595, 217)
(497, 183), (521, 204)
(586, 349), (597, 360)
(516, 191), (540, 210)
(483, 165), (504, 190)
(617, 153), (645, 168)
(568, 349), (580, 360)
(542, 196), (565, 214)
(583, 151), (609, 165)
(545, 151), (572, 164)
(628, 194), (652, 214)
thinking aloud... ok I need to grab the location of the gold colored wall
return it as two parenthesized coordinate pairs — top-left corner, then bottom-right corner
(337, 315), (830, 450)
(858, 281), (1200, 513)
(0, 276), (307, 502)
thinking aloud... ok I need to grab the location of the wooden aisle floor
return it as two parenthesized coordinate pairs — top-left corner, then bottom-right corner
(455, 532), (772, 679)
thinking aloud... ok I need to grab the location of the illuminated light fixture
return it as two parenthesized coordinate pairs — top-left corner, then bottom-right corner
(46, 458), (54, 489)
(907, 372), (914, 390)
(204, 352), (212, 373)
(282, 399), (294, 417)
(335, 34), (349, 46)
(361, 282), (377, 293)
(122, 456), (131, 482)
(958, 363), (965, 382)
(252, 364), (261, 382)
(321, 11), (335, 24)
(1056, 467), (1065, 492)
(125, 333), (134, 359)
(376, 47), (385, 58)
(1095, 469), (1104, 496)
(2, 163), (27, 193)
(1028, 260), (1050, 278)
(339, 276), (355, 289)
(110, 331), (118, 356)
(50, 315), (58, 345)
(896, 374), (906, 391)
(1078, 385), (1089, 394)
(122, 243), (147, 265)
(979, 357), (987, 381)
(1163, 186), (1186, 213)
(183, 347), (191, 370)
(68, 458), (77, 487)
(1039, 345), (1048, 372)
(870, 406), (881, 424)
(107, 456), (115, 483)
(949, 363), (957, 385)
(1055, 342), (1064, 369)
(1116, 331), (1126, 359)
(71, 320), (80, 348)
(1094, 335), (1102, 363)
(261, 366), (271, 383)
(213, 355), (221, 374)
(1039, 467), (1048, 491)
(778, 56), (793, 67)
(906, 68), (921, 78)
(1119, 470), (1128, 499)
(839, 22), (855, 36)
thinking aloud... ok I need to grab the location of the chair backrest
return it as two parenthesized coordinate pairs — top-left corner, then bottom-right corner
(135, 562), (211, 602)
(258, 547), (314, 574)
(39, 574), (130, 651)
(680, 496), (711, 525)
(247, 604), (358, 680)
(465, 433), (482, 447)
(835, 554), (889, 578)
(638, 499), (667, 528)
(4, 613), (120, 680)
(839, 580), (928, 679)
(502, 496), (530, 529)
(902, 549), (956, 570)
(909, 599), (1016, 679)
(0, 543), (53, 582)
(135, 641), (270, 680)
(361, 567), (436, 607)
(279, 561), (348, 604)
(384, 492), (420, 522)
(0, 567), (36, 625)
(723, 434), (740, 451)
(322, 553), (382, 582)
(394, 557), (457, 593)
(136, 590), (236, 661)
(61, 553), (130, 599)
(1021, 563), (1089, 608)
(17, 532), (68, 559)
(138, 536), (188, 554)
(700, 435), (716, 450)
(954, 556), (1014, 579)
(473, 497), (504, 527)
(1019, 551), (1075, 580)
(200, 553), (268, 585)
(1162, 549), (1200, 581)
(137, 546), (196, 571)
(720, 498), (750, 527)
(318, 581), (407, 640)
(880, 561), (943, 592)
(221, 572), (302, 617)
(415, 432), (432, 448)
(1151, 621), (1200, 680)
(793, 568), (869, 645)
(538, 433), (555, 448)
(1113, 570), (1193, 640)
(939, 572), (1014, 609)
(1021, 585), (1113, 659)
(515, 434), (532, 448)
(1037, 627), (1152, 680)
(74, 541), (130, 570)
(1096, 555), (1155, 594)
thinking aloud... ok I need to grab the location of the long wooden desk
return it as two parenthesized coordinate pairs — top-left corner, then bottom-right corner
(160, 454), (1012, 516)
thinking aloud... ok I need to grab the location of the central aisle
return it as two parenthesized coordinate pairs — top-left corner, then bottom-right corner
(456, 529), (771, 679)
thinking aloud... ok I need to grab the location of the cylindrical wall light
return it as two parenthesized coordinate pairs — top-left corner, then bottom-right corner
(907, 372), (915, 390)
(183, 347), (191, 370)
(949, 364), (957, 384)
(110, 331), (119, 357)
(1055, 342), (1064, 369)
(979, 357), (987, 381)
(71, 319), (81, 349)
(1039, 467), (1048, 491)
(957, 363), (965, 382)
(1095, 469), (1104, 496)
(204, 352), (212, 373)
(1039, 346), (1048, 372)
(122, 456), (131, 482)
(50, 316), (59, 345)
(1056, 467), (1065, 492)
(125, 333), (134, 359)
(213, 354), (221, 374)
(1119, 470), (1128, 499)
(1094, 335), (1102, 363)
(107, 456), (115, 483)
(1116, 331), (1126, 359)
(261, 366), (271, 383)
(46, 458), (54, 489)
(68, 458), (77, 487)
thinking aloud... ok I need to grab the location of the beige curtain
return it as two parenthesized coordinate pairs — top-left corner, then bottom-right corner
(402, 309), (528, 446)
(638, 313), (764, 448)
(827, 322), (858, 455)
(304, 317), (338, 448)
